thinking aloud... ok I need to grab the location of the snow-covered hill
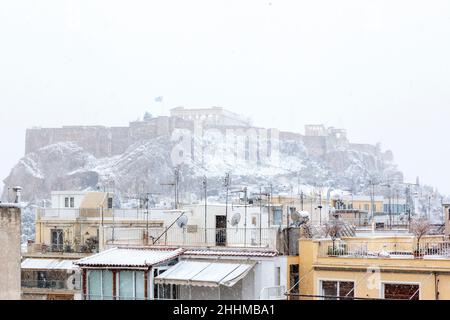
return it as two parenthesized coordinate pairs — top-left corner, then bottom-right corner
(2, 129), (403, 204)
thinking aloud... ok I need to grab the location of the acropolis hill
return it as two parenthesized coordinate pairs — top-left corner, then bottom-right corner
(25, 106), (392, 161)
(4, 107), (402, 202)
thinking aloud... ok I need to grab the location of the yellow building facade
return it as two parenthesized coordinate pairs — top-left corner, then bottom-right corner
(296, 236), (450, 300)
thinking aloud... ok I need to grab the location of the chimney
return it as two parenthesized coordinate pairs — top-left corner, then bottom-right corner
(12, 186), (22, 204)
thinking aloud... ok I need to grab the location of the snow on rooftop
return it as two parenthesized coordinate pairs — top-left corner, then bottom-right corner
(155, 260), (255, 287)
(182, 248), (279, 258)
(0, 203), (21, 208)
(75, 247), (184, 268)
(21, 258), (76, 270)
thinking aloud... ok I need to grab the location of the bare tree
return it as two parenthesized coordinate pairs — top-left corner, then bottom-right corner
(323, 216), (345, 254)
(410, 217), (432, 253)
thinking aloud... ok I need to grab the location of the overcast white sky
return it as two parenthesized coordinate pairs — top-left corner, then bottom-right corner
(1, 0), (450, 193)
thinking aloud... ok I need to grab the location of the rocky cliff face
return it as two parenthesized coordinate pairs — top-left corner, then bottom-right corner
(2, 128), (402, 203)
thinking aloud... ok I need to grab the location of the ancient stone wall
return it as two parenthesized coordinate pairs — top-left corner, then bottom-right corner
(25, 111), (354, 161)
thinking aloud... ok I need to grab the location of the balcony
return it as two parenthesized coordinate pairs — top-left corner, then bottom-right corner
(21, 279), (76, 290)
(37, 208), (177, 222)
(259, 286), (287, 300)
(317, 240), (450, 260)
(102, 226), (278, 249)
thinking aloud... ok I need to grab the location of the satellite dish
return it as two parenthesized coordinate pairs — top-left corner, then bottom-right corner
(292, 211), (310, 222)
(291, 211), (300, 222)
(177, 215), (188, 228)
(231, 212), (241, 227)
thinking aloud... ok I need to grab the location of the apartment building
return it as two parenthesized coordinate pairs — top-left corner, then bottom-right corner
(294, 234), (450, 300)
(0, 203), (21, 299)
(75, 246), (289, 300)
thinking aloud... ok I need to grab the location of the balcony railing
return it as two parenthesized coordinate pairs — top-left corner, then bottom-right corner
(82, 294), (176, 300)
(21, 279), (78, 290)
(104, 227), (277, 248)
(37, 208), (177, 221)
(259, 286), (287, 300)
(318, 241), (450, 259)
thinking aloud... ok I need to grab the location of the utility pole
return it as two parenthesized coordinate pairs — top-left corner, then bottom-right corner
(255, 189), (270, 246)
(395, 181), (419, 226)
(174, 167), (180, 208)
(160, 168), (180, 210)
(244, 187), (248, 247)
(300, 190), (304, 211)
(318, 192), (323, 225)
(381, 182), (392, 229)
(389, 188), (392, 229)
(259, 186), (262, 246)
(144, 192), (162, 245)
(406, 185), (411, 223)
(288, 184), (294, 228)
(161, 181), (176, 209)
(268, 183), (273, 228)
(428, 195), (432, 220)
(370, 179), (376, 222)
(224, 173), (231, 225)
(202, 176), (208, 243)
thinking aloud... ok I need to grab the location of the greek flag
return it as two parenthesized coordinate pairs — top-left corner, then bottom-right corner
(154, 96), (163, 103)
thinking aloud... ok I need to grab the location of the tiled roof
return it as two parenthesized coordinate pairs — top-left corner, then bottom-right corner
(75, 247), (183, 268)
(182, 248), (279, 258)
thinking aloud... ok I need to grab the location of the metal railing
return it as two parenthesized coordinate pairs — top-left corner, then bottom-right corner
(36, 243), (98, 254)
(21, 279), (77, 290)
(318, 241), (450, 259)
(104, 227), (277, 248)
(259, 286), (287, 300)
(37, 208), (177, 221)
(82, 294), (176, 300)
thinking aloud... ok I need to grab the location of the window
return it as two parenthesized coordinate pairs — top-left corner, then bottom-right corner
(275, 267), (281, 286)
(64, 197), (75, 208)
(108, 197), (113, 209)
(383, 283), (419, 300)
(364, 204), (369, 211)
(135, 271), (145, 300)
(37, 271), (48, 288)
(273, 208), (282, 225)
(320, 280), (354, 300)
(87, 270), (102, 300)
(51, 229), (64, 251)
(87, 270), (113, 300)
(289, 265), (299, 298)
(154, 268), (177, 300)
(102, 270), (113, 300)
(118, 271), (134, 300)
(116, 271), (148, 300)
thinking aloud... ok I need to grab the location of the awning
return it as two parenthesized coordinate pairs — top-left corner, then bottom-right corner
(154, 260), (255, 287)
(21, 258), (76, 270)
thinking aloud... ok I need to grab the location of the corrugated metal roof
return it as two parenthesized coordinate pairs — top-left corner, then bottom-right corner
(21, 258), (76, 270)
(182, 249), (279, 257)
(74, 247), (183, 268)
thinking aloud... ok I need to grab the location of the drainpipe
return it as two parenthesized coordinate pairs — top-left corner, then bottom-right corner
(82, 269), (87, 300)
(434, 272), (439, 300)
(112, 270), (117, 300)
